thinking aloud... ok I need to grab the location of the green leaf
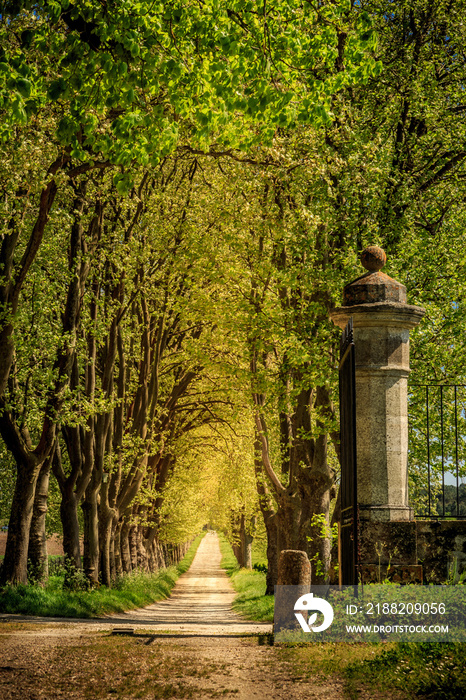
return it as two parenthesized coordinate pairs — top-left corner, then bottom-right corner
(11, 96), (27, 124)
(113, 172), (133, 195)
(15, 78), (31, 98)
(48, 78), (67, 101)
(56, 115), (77, 142)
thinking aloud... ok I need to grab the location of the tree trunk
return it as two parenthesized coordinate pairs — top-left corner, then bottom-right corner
(254, 435), (279, 594)
(302, 386), (336, 584)
(129, 525), (138, 569)
(113, 520), (123, 578)
(145, 528), (159, 572)
(232, 542), (241, 565)
(0, 456), (41, 585)
(99, 514), (113, 587)
(28, 459), (51, 584)
(274, 488), (304, 550)
(120, 520), (132, 573)
(155, 539), (166, 569)
(136, 527), (149, 570)
(109, 515), (119, 581)
(305, 488), (332, 585)
(240, 514), (255, 569)
(98, 489), (117, 587)
(264, 512), (278, 595)
(82, 488), (99, 585)
(60, 490), (82, 572)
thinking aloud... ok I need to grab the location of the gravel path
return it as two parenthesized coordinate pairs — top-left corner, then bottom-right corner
(104, 530), (272, 635)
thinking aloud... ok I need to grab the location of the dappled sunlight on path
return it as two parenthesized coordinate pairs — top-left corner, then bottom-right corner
(108, 531), (271, 634)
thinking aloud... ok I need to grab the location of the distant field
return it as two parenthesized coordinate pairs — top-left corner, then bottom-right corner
(0, 533), (67, 557)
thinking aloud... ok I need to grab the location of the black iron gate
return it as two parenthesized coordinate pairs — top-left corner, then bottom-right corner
(338, 317), (359, 585)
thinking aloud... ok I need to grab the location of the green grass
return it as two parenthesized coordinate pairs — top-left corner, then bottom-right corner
(0, 532), (205, 618)
(343, 641), (466, 700)
(277, 637), (466, 699)
(218, 532), (274, 622)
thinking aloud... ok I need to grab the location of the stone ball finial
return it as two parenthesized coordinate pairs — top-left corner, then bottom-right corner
(360, 246), (386, 272)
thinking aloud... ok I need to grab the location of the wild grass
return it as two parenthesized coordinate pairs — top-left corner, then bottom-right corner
(277, 636), (466, 699)
(0, 532), (204, 618)
(343, 641), (466, 700)
(218, 532), (274, 623)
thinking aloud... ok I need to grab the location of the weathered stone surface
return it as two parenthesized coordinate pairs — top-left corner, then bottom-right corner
(274, 550), (311, 635)
(416, 520), (466, 583)
(341, 246), (405, 306)
(330, 247), (425, 523)
(277, 549), (311, 586)
(360, 564), (423, 584)
(360, 245), (387, 271)
(330, 302), (425, 334)
(359, 521), (418, 565)
(357, 519), (466, 583)
(343, 272), (407, 306)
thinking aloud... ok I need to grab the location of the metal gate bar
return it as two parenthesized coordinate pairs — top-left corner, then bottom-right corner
(409, 384), (466, 519)
(338, 317), (359, 584)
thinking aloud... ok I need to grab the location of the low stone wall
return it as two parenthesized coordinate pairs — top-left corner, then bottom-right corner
(416, 520), (466, 583)
(357, 519), (466, 584)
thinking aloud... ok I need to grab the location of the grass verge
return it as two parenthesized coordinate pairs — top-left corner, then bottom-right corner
(0, 532), (205, 618)
(343, 641), (466, 700)
(277, 639), (466, 699)
(218, 532), (273, 622)
(276, 629), (466, 699)
(275, 642), (400, 699)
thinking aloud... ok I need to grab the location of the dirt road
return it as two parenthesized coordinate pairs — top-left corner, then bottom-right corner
(0, 533), (366, 699)
(106, 530), (272, 635)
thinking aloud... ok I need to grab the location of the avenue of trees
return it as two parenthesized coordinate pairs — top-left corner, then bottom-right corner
(1, 0), (466, 589)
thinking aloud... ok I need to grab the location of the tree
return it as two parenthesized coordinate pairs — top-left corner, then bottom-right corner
(7, 0), (466, 592)
(0, 0), (380, 585)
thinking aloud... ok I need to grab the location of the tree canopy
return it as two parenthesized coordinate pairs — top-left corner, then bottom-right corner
(1, 0), (466, 587)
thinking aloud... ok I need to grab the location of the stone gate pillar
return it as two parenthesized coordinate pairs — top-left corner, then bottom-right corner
(331, 246), (425, 523)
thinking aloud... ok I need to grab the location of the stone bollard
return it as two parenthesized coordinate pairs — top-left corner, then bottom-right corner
(274, 550), (311, 635)
(277, 549), (311, 585)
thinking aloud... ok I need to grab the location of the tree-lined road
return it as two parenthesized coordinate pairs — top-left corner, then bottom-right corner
(0, 533), (369, 699)
(107, 531), (270, 634)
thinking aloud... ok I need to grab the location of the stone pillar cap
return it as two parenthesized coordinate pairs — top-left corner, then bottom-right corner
(330, 301), (425, 330)
(343, 246), (406, 306)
